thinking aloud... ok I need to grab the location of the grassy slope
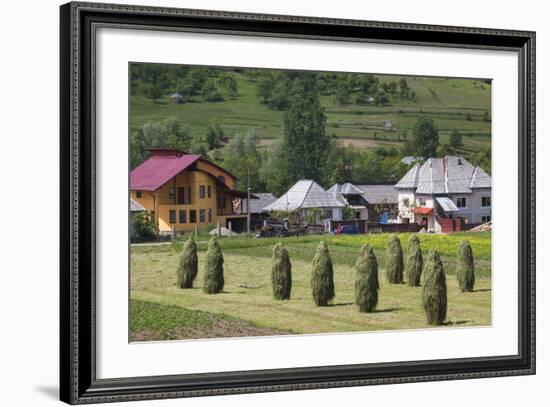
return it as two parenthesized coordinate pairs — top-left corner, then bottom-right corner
(130, 72), (491, 156)
(131, 232), (491, 339)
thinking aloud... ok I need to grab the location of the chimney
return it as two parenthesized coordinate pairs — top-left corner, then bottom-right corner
(147, 148), (184, 157)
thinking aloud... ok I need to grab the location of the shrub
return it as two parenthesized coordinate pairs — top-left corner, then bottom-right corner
(385, 234), (404, 284)
(456, 240), (475, 292)
(311, 241), (335, 306)
(203, 237), (224, 294)
(405, 235), (423, 286)
(133, 211), (156, 239)
(271, 242), (292, 300)
(422, 250), (447, 325)
(176, 237), (198, 288)
(354, 244), (379, 312)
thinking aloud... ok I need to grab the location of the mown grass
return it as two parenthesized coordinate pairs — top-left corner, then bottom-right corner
(130, 299), (288, 341)
(131, 232), (491, 338)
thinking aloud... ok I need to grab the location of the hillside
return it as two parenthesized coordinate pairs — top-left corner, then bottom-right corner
(130, 70), (491, 157)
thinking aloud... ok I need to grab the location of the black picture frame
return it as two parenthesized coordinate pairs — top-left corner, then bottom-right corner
(60, 2), (536, 404)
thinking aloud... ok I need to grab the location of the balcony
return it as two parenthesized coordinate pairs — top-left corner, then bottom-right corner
(217, 208), (247, 217)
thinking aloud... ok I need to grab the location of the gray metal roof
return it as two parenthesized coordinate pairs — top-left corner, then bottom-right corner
(248, 192), (278, 213)
(435, 197), (458, 212)
(356, 184), (399, 204)
(263, 180), (345, 211)
(130, 199), (146, 212)
(469, 166), (492, 188)
(395, 164), (420, 189)
(395, 156), (491, 194)
(327, 183), (365, 195)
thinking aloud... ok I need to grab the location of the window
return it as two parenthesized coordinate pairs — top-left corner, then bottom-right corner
(218, 175), (226, 185)
(177, 187), (185, 204)
(136, 191), (142, 198)
(199, 185), (206, 199)
(482, 215), (491, 223)
(179, 209), (186, 224)
(169, 187), (175, 202)
(200, 209), (205, 223)
(208, 208), (212, 223)
(418, 198), (426, 206)
(482, 196), (491, 207)
(189, 209), (196, 223)
(456, 197), (467, 208)
(169, 210), (176, 224)
(207, 185), (211, 198)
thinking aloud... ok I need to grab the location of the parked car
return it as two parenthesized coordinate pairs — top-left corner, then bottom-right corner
(331, 224), (359, 235)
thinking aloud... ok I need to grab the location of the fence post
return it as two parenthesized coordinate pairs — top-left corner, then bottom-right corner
(194, 224), (198, 238)
(228, 221), (232, 238)
(217, 222), (221, 237)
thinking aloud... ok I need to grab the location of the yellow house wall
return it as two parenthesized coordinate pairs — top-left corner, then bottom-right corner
(130, 160), (240, 233)
(160, 170), (243, 232)
(130, 190), (156, 212)
(195, 160), (235, 189)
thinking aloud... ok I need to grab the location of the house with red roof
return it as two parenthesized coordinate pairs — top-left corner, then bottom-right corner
(130, 148), (254, 234)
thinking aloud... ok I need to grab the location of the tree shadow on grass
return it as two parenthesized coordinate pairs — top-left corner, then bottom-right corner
(472, 288), (492, 293)
(329, 302), (354, 307)
(372, 307), (401, 313)
(443, 320), (469, 326)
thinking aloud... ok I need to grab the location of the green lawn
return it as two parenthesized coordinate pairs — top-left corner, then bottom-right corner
(130, 232), (492, 341)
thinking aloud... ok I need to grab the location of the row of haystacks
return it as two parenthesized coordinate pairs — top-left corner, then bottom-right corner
(175, 235), (476, 326)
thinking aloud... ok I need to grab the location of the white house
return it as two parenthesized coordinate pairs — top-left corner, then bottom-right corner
(327, 182), (369, 220)
(395, 156), (491, 232)
(263, 180), (345, 222)
(328, 182), (399, 222)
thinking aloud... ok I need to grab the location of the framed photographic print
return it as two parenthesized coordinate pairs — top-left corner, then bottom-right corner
(60, 1), (535, 404)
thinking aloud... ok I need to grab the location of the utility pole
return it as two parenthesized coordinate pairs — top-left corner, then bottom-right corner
(247, 167), (251, 235)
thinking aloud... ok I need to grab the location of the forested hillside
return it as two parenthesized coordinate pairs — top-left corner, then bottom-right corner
(130, 64), (491, 194)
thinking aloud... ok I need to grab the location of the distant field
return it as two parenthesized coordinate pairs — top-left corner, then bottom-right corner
(130, 232), (491, 341)
(130, 72), (491, 156)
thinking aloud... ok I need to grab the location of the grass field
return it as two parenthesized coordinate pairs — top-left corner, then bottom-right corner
(130, 72), (491, 157)
(130, 232), (491, 341)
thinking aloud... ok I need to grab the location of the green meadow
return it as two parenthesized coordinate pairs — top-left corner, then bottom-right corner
(130, 232), (491, 341)
(130, 72), (491, 157)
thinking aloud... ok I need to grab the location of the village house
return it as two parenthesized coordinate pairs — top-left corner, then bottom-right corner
(130, 148), (254, 234)
(356, 184), (399, 222)
(328, 182), (398, 222)
(263, 180), (345, 223)
(327, 183), (369, 220)
(395, 155), (491, 232)
(239, 192), (278, 229)
(170, 92), (184, 103)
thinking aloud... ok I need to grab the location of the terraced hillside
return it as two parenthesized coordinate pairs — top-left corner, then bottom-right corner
(130, 68), (491, 158)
